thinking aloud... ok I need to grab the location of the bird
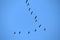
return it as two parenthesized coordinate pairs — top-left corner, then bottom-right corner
(44, 28), (46, 31)
(35, 19), (37, 22)
(35, 16), (37, 19)
(31, 11), (33, 15)
(28, 8), (31, 11)
(19, 31), (21, 34)
(14, 32), (16, 34)
(27, 3), (29, 6)
(26, 0), (28, 3)
(39, 24), (41, 28)
(34, 29), (37, 32)
(28, 31), (30, 34)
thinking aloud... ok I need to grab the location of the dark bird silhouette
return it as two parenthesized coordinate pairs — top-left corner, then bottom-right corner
(35, 19), (37, 22)
(34, 29), (37, 32)
(31, 11), (33, 15)
(28, 8), (31, 11)
(27, 3), (29, 6)
(26, 0), (28, 3)
(14, 32), (16, 34)
(44, 28), (46, 31)
(35, 16), (37, 19)
(39, 24), (41, 28)
(28, 31), (30, 34)
(19, 31), (21, 34)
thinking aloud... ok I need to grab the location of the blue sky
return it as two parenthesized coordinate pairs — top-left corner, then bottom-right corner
(0, 0), (60, 40)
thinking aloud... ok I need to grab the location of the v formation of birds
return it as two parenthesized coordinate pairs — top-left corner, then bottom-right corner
(12, 0), (46, 40)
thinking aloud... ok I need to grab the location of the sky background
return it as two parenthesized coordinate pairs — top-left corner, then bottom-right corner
(0, 0), (60, 40)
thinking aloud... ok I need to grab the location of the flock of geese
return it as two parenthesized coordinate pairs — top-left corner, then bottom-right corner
(13, 0), (46, 39)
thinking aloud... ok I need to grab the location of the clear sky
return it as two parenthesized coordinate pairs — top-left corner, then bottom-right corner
(0, 0), (60, 40)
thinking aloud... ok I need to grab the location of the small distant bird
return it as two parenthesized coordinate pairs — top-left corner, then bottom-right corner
(35, 16), (37, 19)
(34, 29), (37, 32)
(28, 8), (31, 11)
(35, 19), (37, 22)
(28, 31), (30, 34)
(19, 31), (21, 34)
(44, 28), (46, 31)
(27, 3), (29, 6)
(31, 11), (33, 15)
(39, 24), (41, 28)
(26, 0), (28, 3)
(14, 32), (16, 34)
